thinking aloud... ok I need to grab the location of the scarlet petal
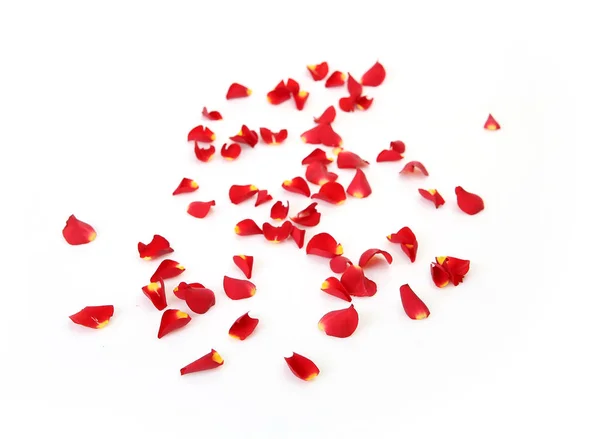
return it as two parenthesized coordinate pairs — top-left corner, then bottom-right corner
(347, 74), (363, 97)
(229, 312), (259, 340)
(400, 161), (429, 176)
(337, 151), (369, 169)
(390, 140), (406, 154)
(455, 186), (484, 215)
(330, 256), (353, 274)
(431, 261), (451, 288)
(229, 184), (259, 204)
(262, 221), (292, 243)
(151, 259), (185, 282)
(306, 162), (338, 186)
(284, 353), (320, 381)
(173, 282), (204, 300)
(194, 143), (216, 162)
(307, 62), (329, 81)
(347, 168), (372, 198)
(302, 148), (333, 166)
(233, 255), (254, 279)
(418, 189), (445, 208)
(339, 96), (356, 113)
(484, 113), (501, 130)
(358, 248), (393, 268)
(187, 200), (215, 219)
(436, 256), (471, 286)
(293, 91), (309, 110)
(255, 190), (273, 207)
(387, 227), (418, 263)
(311, 181), (346, 204)
(157, 309), (191, 339)
(290, 202), (321, 227)
(260, 128), (288, 145)
(282, 177), (311, 197)
(314, 106), (336, 124)
(142, 279), (167, 311)
(286, 78), (300, 95)
(376, 149), (403, 162)
(138, 234), (173, 260)
(221, 143), (242, 160)
(185, 288), (216, 314)
(180, 349), (224, 375)
(230, 125), (259, 147)
(226, 83), (252, 99)
(325, 71), (346, 88)
(172, 178), (199, 195)
(301, 123), (342, 147)
(356, 95), (373, 111)
(290, 225), (306, 249)
(270, 200), (289, 221)
(62, 215), (96, 245)
(188, 125), (216, 143)
(234, 219), (263, 236)
(267, 80), (291, 105)
(223, 276), (256, 300)
(306, 233), (343, 258)
(360, 61), (386, 87)
(321, 277), (352, 302)
(340, 265), (377, 297)
(202, 107), (223, 121)
(400, 284), (430, 320)
(69, 305), (114, 329)
(318, 304), (359, 338)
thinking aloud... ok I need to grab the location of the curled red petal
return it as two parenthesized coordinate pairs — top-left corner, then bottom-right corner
(360, 61), (386, 87)
(138, 234), (173, 260)
(234, 219), (262, 236)
(187, 125), (216, 143)
(157, 309), (191, 339)
(358, 248), (393, 268)
(339, 96), (356, 113)
(307, 62), (329, 81)
(321, 277), (352, 301)
(223, 276), (256, 300)
(330, 256), (353, 274)
(387, 226), (418, 263)
(418, 188), (445, 208)
(226, 83), (252, 99)
(290, 202), (321, 227)
(311, 181), (346, 204)
(69, 305), (114, 329)
(347, 74), (362, 97)
(181, 349), (224, 375)
(302, 148), (333, 166)
(376, 149), (403, 162)
(293, 90), (309, 111)
(187, 200), (215, 219)
(347, 168), (372, 198)
(267, 80), (291, 105)
(202, 107), (223, 121)
(233, 255), (254, 279)
(356, 95), (373, 111)
(285, 353), (320, 381)
(314, 106), (336, 124)
(282, 177), (311, 197)
(260, 128), (288, 145)
(400, 161), (429, 176)
(62, 215), (96, 245)
(194, 143), (216, 162)
(255, 190), (273, 207)
(262, 221), (292, 243)
(301, 123), (342, 147)
(337, 150), (369, 169)
(141, 279), (167, 311)
(221, 143), (242, 160)
(430, 261), (451, 288)
(340, 265), (377, 297)
(173, 281), (204, 300)
(290, 225), (306, 249)
(390, 140), (406, 154)
(455, 186), (484, 215)
(306, 233), (343, 258)
(400, 284), (430, 320)
(318, 304), (359, 338)
(436, 256), (471, 286)
(325, 71), (346, 88)
(229, 312), (259, 340)
(172, 178), (199, 195)
(484, 113), (501, 130)
(151, 259), (185, 282)
(286, 78), (300, 95)
(306, 162), (338, 186)
(270, 200), (289, 221)
(229, 184), (259, 204)
(229, 125), (258, 147)
(185, 287), (216, 314)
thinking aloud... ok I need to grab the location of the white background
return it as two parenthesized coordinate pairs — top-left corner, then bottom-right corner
(0, 1), (597, 438)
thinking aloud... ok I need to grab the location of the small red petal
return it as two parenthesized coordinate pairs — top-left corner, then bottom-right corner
(234, 219), (263, 236)
(185, 287), (216, 314)
(311, 181), (346, 204)
(321, 277), (352, 302)
(330, 256), (353, 274)
(347, 168), (372, 198)
(307, 62), (329, 81)
(180, 349), (224, 375)
(338, 96), (356, 113)
(390, 140), (406, 154)
(400, 161), (429, 176)
(356, 95), (373, 111)
(358, 248), (393, 268)
(255, 190), (273, 207)
(360, 61), (386, 87)
(62, 215), (96, 245)
(270, 200), (289, 221)
(325, 71), (346, 88)
(267, 80), (291, 105)
(172, 178), (199, 195)
(430, 262), (450, 288)
(318, 304), (359, 338)
(314, 106), (336, 124)
(337, 150), (369, 169)
(223, 276), (256, 300)
(435, 256), (471, 286)
(229, 184), (259, 204)
(202, 107), (223, 121)
(233, 255), (254, 279)
(282, 177), (311, 197)
(188, 125), (216, 143)
(187, 200), (215, 219)
(69, 305), (114, 329)
(418, 189), (445, 208)
(293, 90), (309, 111)
(262, 221), (292, 243)
(306, 162), (338, 186)
(260, 128), (288, 145)
(150, 259), (185, 282)
(141, 279), (167, 311)
(221, 143), (242, 161)
(290, 225), (306, 249)
(484, 113), (501, 130)
(226, 83), (252, 99)
(138, 235), (173, 260)
(302, 148), (333, 166)
(157, 309), (191, 339)
(285, 353), (320, 381)
(400, 284), (430, 320)
(290, 202), (321, 227)
(301, 123), (342, 147)
(387, 227), (418, 263)
(229, 312), (259, 340)
(376, 149), (403, 162)
(306, 233), (343, 258)
(173, 281), (205, 300)
(230, 125), (259, 147)
(340, 265), (377, 297)
(455, 186), (484, 215)
(347, 74), (362, 97)
(286, 78), (300, 95)
(194, 143), (216, 162)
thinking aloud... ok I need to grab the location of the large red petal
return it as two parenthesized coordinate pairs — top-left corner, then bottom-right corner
(455, 186), (484, 215)
(290, 202), (321, 227)
(418, 189), (445, 208)
(234, 219), (263, 236)
(172, 178), (199, 195)
(229, 184), (259, 204)
(226, 83), (252, 99)
(69, 305), (114, 329)
(255, 190), (273, 207)
(221, 143), (242, 161)
(223, 276), (256, 300)
(306, 162), (338, 186)
(321, 277), (352, 301)
(185, 288), (216, 314)
(340, 265), (377, 297)
(187, 125), (216, 143)
(306, 233), (343, 258)
(311, 181), (346, 204)
(330, 256), (353, 274)
(173, 281), (205, 300)
(270, 200), (289, 221)
(138, 234), (173, 260)
(325, 71), (346, 88)
(360, 61), (386, 87)
(484, 113), (501, 130)
(301, 148), (333, 166)
(307, 62), (329, 81)
(400, 161), (429, 176)
(358, 249), (393, 268)
(151, 259), (185, 282)
(262, 221), (292, 243)
(400, 284), (430, 320)
(187, 201), (215, 219)
(229, 312), (259, 340)
(284, 353), (320, 381)
(194, 143), (216, 162)
(387, 227), (418, 263)
(141, 279), (167, 311)
(313, 106), (336, 124)
(233, 255), (254, 279)
(336, 150), (369, 169)
(202, 107), (223, 121)
(346, 168), (372, 198)
(157, 309), (191, 339)
(180, 350), (224, 375)
(282, 177), (311, 197)
(318, 304), (359, 338)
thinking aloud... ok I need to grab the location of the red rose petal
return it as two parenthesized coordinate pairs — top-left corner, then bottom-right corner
(340, 265), (377, 297)
(311, 181), (346, 204)
(194, 143), (216, 162)
(302, 148), (333, 166)
(347, 168), (372, 198)
(180, 349), (224, 375)
(387, 227), (418, 263)
(356, 95), (373, 111)
(307, 62), (329, 81)
(400, 161), (429, 176)
(62, 215), (96, 245)
(434, 256), (471, 286)
(229, 312), (259, 340)
(185, 287), (216, 314)
(455, 186), (484, 215)
(337, 150), (369, 169)
(358, 248), (393, 268)
(172, 178), (199, 195)
(314, 106), (336, 124)
(157, 309), (191, 339)
(338, 96), (356, 112)
(286, 78), (300, 95)
(306, 233), (343, 258)
(226, 83), (252, 99)
(141, 279), (167, 311)
(321, 277), (352, 302)
(229, 184), (259, 204)
(318, 304), (359, 338)
(418, 188), (445, 208)
(285, 353), (320, 381)
(187, 200), (215, 219)
(325, 71), (346, 88)
(290, 225), (306, 249)
(69, 305), (114, 329)
(234, 219), (263, 236)
(202, 107), (223, 121)
(430, 262), (450, 288)
(293, 91), (309, 110)
(262, 221), (292, 243)
(255, 190), (273, 207)
(221, 143), (242, 161)
(223, 276), (256, 300)
(282, 177), (311, 197)
(230, 125), (258, 147)
(390, 140), (406, 153)
(290, 202), (321, 227)
(376, 149), (403, 162)
(330, 256), (353, 274)
(306, 162), (338, 186)
(360, 61), (386, 87)
(399, 284), (430, 320)
(173, 281), (205, 300)
(151, 259), (185, 282)
(188, 125), (216, 143)
(270, 200), (289, 221)
(301, 123), (343, 147)
(484, 113), (501, 130)
(233, 255), (254, 279)
(138, 234), (173, 260)
(267, 80), (291, 105)
(260, 128), (288, 145)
